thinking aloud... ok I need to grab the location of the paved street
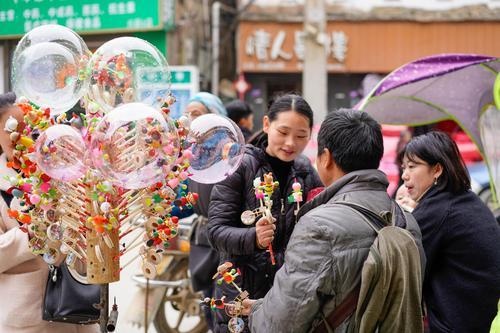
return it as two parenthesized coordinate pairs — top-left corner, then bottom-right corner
(109, 218), (202, 333)
(110, 246), (159, 333)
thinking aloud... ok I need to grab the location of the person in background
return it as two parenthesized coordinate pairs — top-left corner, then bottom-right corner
(225, 99), (254, 142)
(402, 131), (500, 333)
(0, 92), (98, 333)
(185, 92), (228, 331)
(185, 92), (226, 120)
(207, 94), (323, 332)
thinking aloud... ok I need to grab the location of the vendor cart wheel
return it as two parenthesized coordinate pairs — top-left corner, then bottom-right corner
(154, 257), (208, 333)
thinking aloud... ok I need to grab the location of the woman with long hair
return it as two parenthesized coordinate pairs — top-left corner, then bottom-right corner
(402, 131), (500, 333)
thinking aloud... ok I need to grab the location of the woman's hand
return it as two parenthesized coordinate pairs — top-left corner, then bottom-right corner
(255, 216), (276, 249)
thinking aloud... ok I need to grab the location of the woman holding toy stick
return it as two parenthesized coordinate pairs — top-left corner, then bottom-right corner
(207, 93), (323, 333)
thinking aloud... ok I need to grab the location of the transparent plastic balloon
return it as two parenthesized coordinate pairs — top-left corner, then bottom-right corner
(88, 37), (171, 113)
(12, 42), (89, 115)
(34, 124), (87, 181)
(187, 114), (245, 184)
(90, 103), (179, 189)
(13, 24), (89, 57)
(11, 25), (90, 115)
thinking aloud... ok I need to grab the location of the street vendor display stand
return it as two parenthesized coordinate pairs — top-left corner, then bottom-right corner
(6, 24), (246, 333)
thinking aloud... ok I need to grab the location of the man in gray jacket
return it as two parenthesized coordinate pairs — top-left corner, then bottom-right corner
(242, 109), (423, 332)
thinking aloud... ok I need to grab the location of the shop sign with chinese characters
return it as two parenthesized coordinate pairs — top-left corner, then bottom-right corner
(239, 22), (348, 73)
(0, 0), (163, 38)
(239, 21), (500, 74)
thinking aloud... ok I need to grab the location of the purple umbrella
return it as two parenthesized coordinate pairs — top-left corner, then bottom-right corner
(357, 53), (500, 154)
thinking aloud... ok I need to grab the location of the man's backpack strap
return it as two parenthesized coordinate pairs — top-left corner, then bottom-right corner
(314, 287), (360, 333)
(336, 201), (397, 229)
(313, 201), (399, 333)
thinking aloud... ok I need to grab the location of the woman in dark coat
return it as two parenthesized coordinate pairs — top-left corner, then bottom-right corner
(207, 94), (323, 333)
(401, 131), (500, 333)
(184, 92), (228, 331)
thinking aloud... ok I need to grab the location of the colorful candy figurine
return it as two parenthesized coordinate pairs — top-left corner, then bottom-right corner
(202, 296), (227, 310)
(257, 173), (278, 265)
(241, 178), (268, 225)
(288, 179), (303, 215)
(213, 262), (245, 295)
(217, 266), (240, 286)
(241, 174), (279, 264)
(260, 172), (278, 199)
(201, 295), (246, 333)
(208, 262), (249, 333)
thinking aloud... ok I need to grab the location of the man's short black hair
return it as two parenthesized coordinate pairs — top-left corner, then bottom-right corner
(317, 109), (383, 173)
(225, 100), (253, 124)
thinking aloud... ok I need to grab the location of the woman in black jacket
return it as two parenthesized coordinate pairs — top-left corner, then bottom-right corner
(184, 92), (228, 331)
(402, 131), (500, 333)
(207, 94), (323, 333)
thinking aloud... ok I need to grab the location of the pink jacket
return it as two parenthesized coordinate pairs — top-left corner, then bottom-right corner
(0, 154), (98, 333)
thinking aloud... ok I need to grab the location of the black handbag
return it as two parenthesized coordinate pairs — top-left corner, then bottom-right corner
(188, 216), (220, 292)
(42, 262), (101, 324)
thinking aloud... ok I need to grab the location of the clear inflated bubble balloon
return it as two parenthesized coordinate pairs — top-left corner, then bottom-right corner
(87, 37), (171, 113)
(90, 103), (179, 189)
(34, 124), (87, 181)
(11, 25), (90, 115)
(187, 114), (245, 184)
(13, 24), (89, 57)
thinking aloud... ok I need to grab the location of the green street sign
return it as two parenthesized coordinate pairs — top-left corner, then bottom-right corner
(169, 66), (199, 119)
(0, 0), (163, 39)
(171, 70), (192, 84)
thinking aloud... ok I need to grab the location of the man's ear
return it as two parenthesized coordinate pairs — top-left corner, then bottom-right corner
(262, 115), (270, 134)
(318, 148), (333, 170)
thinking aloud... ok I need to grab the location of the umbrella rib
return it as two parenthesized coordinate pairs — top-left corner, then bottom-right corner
(409, 73), (451, 97)
(400, 95), (448, 115)
(480, 63), (498, 75)
(402, 94), (485, 157)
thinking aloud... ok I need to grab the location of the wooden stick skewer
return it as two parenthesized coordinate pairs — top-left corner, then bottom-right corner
(119, 223), (143, 240)
(120, 252), (142, 270)
(121, 228), (144, 249)
(119, 208), (144, 226)
(116, 189), (145, 211)
(121, 240), (144, 256)
(114, 130), (137, 150)
(61, 216), (83, 230)
(61, 240), (84, 260)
